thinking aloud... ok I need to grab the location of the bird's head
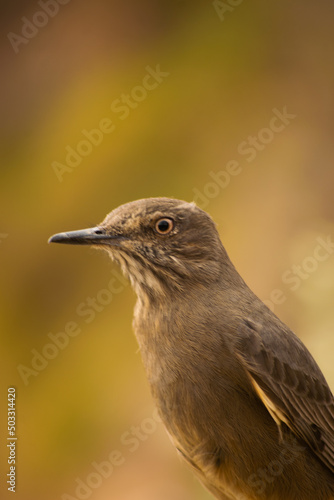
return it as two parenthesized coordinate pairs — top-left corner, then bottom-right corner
(49, 198), (230, 298)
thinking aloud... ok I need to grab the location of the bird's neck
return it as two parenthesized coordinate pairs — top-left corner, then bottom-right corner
(132, 279), (236, 382)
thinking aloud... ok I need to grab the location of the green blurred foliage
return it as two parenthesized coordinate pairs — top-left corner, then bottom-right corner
(1, 1), (334, 499)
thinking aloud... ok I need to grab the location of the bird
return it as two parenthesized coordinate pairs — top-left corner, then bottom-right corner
(49, 197), (334, 500)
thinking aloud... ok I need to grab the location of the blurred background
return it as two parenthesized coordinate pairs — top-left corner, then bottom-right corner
(1, 1), (334, 499)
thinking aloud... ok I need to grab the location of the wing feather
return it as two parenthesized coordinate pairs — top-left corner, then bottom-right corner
(236, 318), (334, 472)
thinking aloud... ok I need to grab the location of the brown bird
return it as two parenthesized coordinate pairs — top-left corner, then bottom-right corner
(49, 197), (334, 500)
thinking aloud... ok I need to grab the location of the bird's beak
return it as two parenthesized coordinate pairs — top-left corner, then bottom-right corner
(48, 227), (117, 246)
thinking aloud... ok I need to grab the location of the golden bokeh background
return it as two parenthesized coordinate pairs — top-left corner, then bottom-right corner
(1, 1), (334, 499)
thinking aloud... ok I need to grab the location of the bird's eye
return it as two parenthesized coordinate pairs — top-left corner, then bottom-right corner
(155, 218), (174, 235)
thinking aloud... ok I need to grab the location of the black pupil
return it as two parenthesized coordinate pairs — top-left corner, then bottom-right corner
(158, 219), (171, 232)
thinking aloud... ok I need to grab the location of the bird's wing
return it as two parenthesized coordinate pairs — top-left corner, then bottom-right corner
(236, 318), (334, 473)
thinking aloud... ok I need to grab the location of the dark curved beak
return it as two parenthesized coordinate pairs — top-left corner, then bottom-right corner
(48, 227), (115, 245)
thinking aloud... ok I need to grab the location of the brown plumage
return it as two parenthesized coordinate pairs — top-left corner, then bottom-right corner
(49, 197), (334, 500)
